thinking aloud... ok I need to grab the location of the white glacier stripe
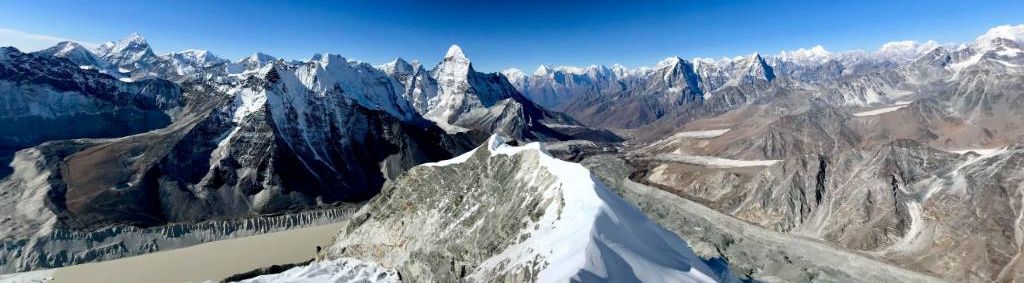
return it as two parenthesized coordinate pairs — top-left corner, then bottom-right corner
(951, 148), (1007, 155)
(853, 103), (909, 117)
(672, 128), (731, 139)
(653, 154), (781, 168)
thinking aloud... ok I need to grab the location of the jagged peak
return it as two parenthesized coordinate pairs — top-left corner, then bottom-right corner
(242, 52), (276, 63)
(125, 32), (146, 43)
(778, 45), (832, 64)
(176, 49), (215, 59)
(749, 52), (764, 61)
(53, 41), (81, 48)
(50, 41), (86, 54)
(501, 68), (527, 77)
(533, 65), (551, 76)
(501, 68), (528, 84)
(409, 60), (424, 71)
(445, 44), (467, 60)
(310, 53), (348, 65)
(656, 56), (685, 68)
(179, 49), (208, 55)
(976, 24), (1024, 47)
(105, 32), (154, 61)
(390, 58), (414, 71)
(0, 46), (19, 60)
(980, 37), (1023, 51)
(257, 61), (286, 84)
(169, 49), (228, 66)
(113, 32), (149, 49)
(380, 57), (415, 75)
(391, 57), (411, 66)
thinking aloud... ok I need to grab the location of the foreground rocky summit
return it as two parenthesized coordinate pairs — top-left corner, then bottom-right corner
(325, 135), (736, 282)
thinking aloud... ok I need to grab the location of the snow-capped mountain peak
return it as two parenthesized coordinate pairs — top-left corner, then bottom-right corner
(171, 49), (225, 65)
(533, 64), (551, 76)
(241, 52), (275, 64)
(110, 33), (151, 55)
(976, 24), (1024, 48)
(379, 57), (415, 76)
(225, 52), (277, 75)
(778, 45), (831, 65)
(33, 41), (110, 69)
(53, 41), (85, 55)
(435, 45), (474, 78)
(97, 32), (159, 70)
(94, 41), (115, 55)
(178, 49), (210, 59)
(876, 40), (941, 62)
(445, 44), (467, 61)
(749, 52), (764, 61)
(724, 52), (775, 85)
(310, 53), (347, 65)
(165, 49), (229, 76)
(277, 52), (420, 120)
(656, 56), (685, 68)
(500, 67), (527, 85)
(123, 32), (145, 43)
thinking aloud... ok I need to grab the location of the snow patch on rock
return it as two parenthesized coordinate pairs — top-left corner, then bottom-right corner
(652, 154), (782, 168)
(0, 267), (55, 283)
(853, 101), (911, 117)
(673, 129), (731, 139)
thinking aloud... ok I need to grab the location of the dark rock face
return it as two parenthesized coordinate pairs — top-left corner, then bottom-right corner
(0, 47), (182, 150)
(47, 73), (474, 230)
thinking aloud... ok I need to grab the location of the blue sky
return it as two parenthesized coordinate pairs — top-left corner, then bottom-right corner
(0, 0), (1022, 72)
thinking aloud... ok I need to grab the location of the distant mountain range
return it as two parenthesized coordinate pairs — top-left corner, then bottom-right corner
(2, 23), (1024, 283)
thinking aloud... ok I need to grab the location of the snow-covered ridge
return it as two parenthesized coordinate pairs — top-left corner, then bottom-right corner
(466, 136), (724, 282)
(237, 258), (400, 283)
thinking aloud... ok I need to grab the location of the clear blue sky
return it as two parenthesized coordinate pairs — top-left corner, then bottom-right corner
(1, 0), (1022, 72)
